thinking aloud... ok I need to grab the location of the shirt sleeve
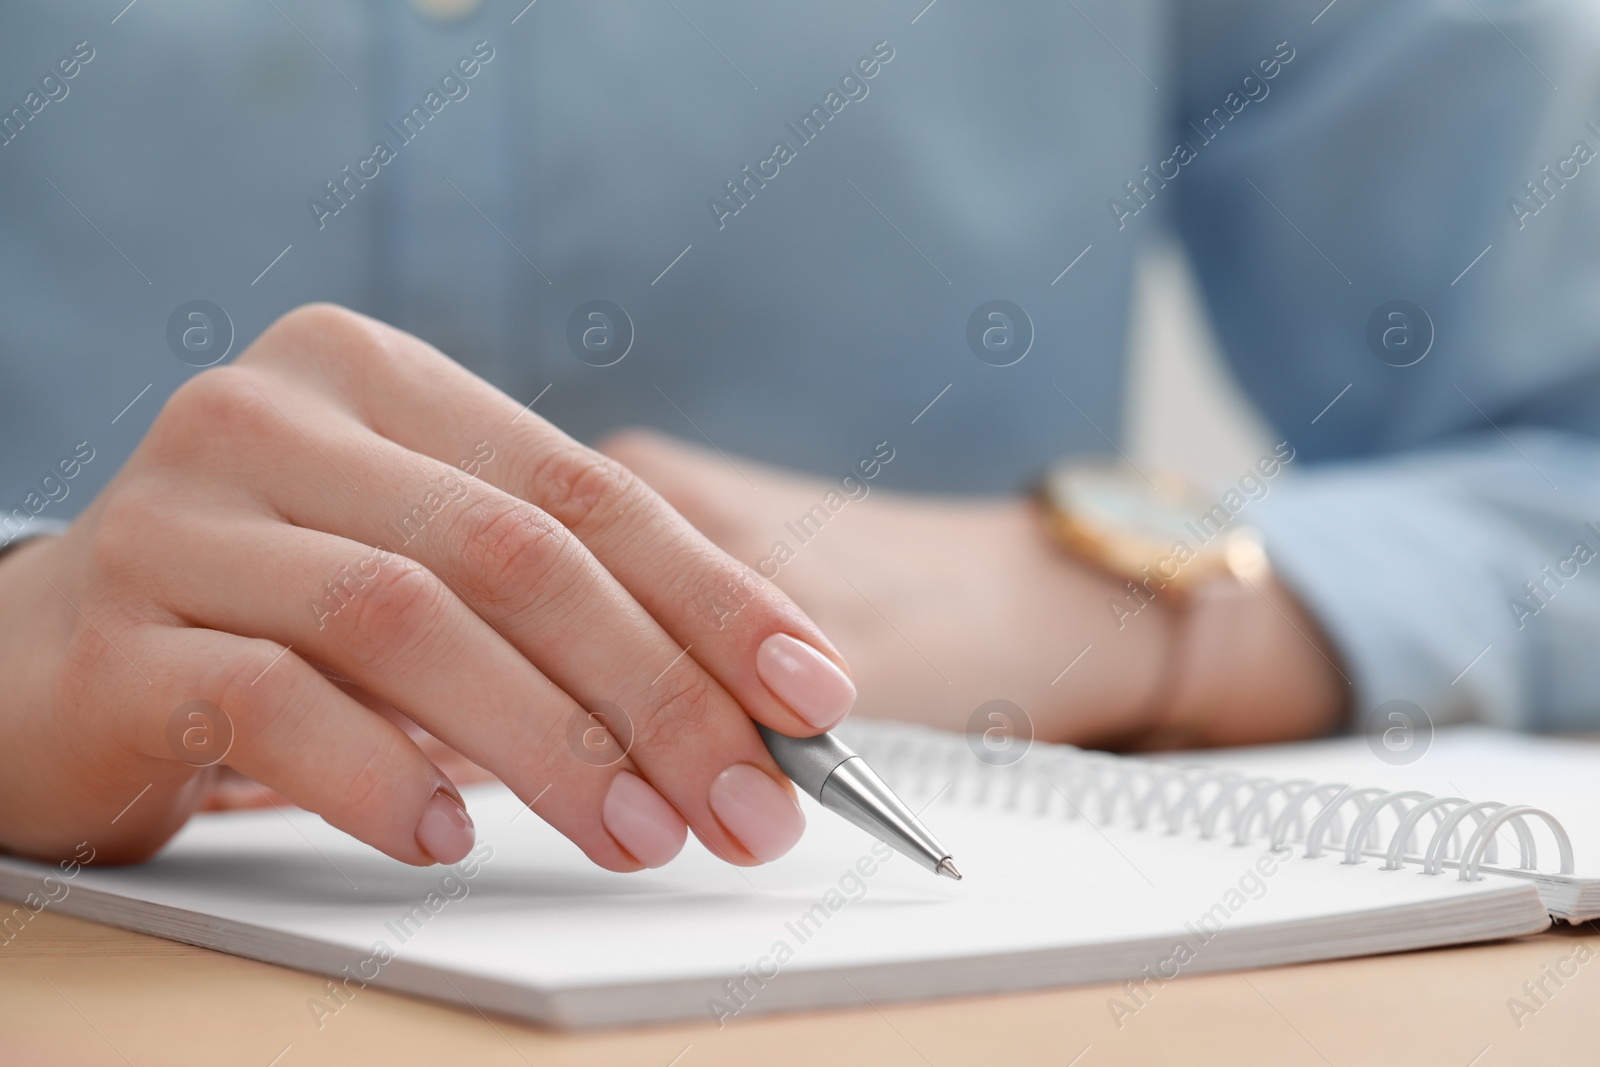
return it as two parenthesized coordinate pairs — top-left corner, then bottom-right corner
(1169, 0), (1600, 730)
(0, 516), (69, 559)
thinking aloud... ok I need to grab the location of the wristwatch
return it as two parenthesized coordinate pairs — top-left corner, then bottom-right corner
(1036, 461), (1270, 599)
(1036, 461), (1284, 746)
(1037, 460), (1348, 747)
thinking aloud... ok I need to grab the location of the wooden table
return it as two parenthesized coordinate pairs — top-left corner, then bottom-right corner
(4, 910), (1596, 1066)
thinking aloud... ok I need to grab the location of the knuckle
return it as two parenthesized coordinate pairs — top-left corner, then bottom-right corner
(452, 496), (576, 614)
(270, 302), (361, 335)
(694, 557), (772, 632)
(595, 428), (667, 467)
(630, 668), (718, 753)
(264, 303), (388, 356)
(86, 481), (170, 582)
(329, 557), (452, 673)
(248, 303), (402, 383)
(525, 445), (639, 533)
(147, 366), (279, 460)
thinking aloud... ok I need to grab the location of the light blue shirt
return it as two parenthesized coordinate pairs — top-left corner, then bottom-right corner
(3, 0), (1600, 733)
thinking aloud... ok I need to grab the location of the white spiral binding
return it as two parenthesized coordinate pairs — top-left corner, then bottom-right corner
(849, 726), (1575, 882)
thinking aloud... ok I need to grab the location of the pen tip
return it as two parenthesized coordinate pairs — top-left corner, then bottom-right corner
(937, 858), (962, 881)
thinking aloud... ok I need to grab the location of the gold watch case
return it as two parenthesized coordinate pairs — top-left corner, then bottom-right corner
(1037, 461), (1269, 596)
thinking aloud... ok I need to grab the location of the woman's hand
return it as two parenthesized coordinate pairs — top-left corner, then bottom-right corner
(602, 430), (1346, 750)
(0, 305), (860, 872)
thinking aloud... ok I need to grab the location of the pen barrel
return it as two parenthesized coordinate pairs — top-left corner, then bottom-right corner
(755, 724), (856, 800)
(756, 725), (952, 874)
(818, 756), (951, 875)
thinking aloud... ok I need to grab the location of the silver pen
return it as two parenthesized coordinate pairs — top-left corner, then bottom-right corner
(757, 724), (961, 880)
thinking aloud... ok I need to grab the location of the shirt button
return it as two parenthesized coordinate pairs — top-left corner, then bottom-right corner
(411, 0), (482, 20)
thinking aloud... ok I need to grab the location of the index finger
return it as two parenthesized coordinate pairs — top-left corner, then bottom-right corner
(260, 305), (857, 739)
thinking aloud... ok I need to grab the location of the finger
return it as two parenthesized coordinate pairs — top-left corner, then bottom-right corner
(200, 768), (290, 811)
(235, 419), (798, 867)
(142, 510), (690, 871)
(598, 428), (793, 550)
(244, 306), (857, 738)
(331, 676), (500, 790)
(165, 355), (802, 866)
(134, 627), (473, 866)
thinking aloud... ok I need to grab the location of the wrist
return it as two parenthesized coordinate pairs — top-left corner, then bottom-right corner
(1142, 571), (1349, 748)
(1033, 459), (1348, 749)
(0, 534), (79, 857)
(1015, 500), (1177, 745)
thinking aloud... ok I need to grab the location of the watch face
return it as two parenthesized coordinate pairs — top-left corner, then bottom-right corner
(1055, 465), (1214, 545)
(1042, 462), (1242, 587)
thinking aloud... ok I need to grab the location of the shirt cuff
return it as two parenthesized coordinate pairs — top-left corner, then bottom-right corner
(0, 517), (70, 559)
(1249, 464), (1529, 733)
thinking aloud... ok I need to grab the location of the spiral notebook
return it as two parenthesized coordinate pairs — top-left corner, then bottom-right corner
(0, 720), (1589, 1029)
(1183, 725), (1600, 920)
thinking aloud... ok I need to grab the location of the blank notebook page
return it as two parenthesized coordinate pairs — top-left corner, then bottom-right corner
(0, 721), (1552, 1028)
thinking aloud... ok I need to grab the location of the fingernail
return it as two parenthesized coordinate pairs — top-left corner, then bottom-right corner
(602, 771), (688, 869)
(415, 790), (475, 864)
(708, 763), (805, 863)
(756, 633), (857, 729)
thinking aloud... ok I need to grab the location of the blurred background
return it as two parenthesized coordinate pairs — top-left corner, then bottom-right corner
(1125, 237), (1271, 487)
